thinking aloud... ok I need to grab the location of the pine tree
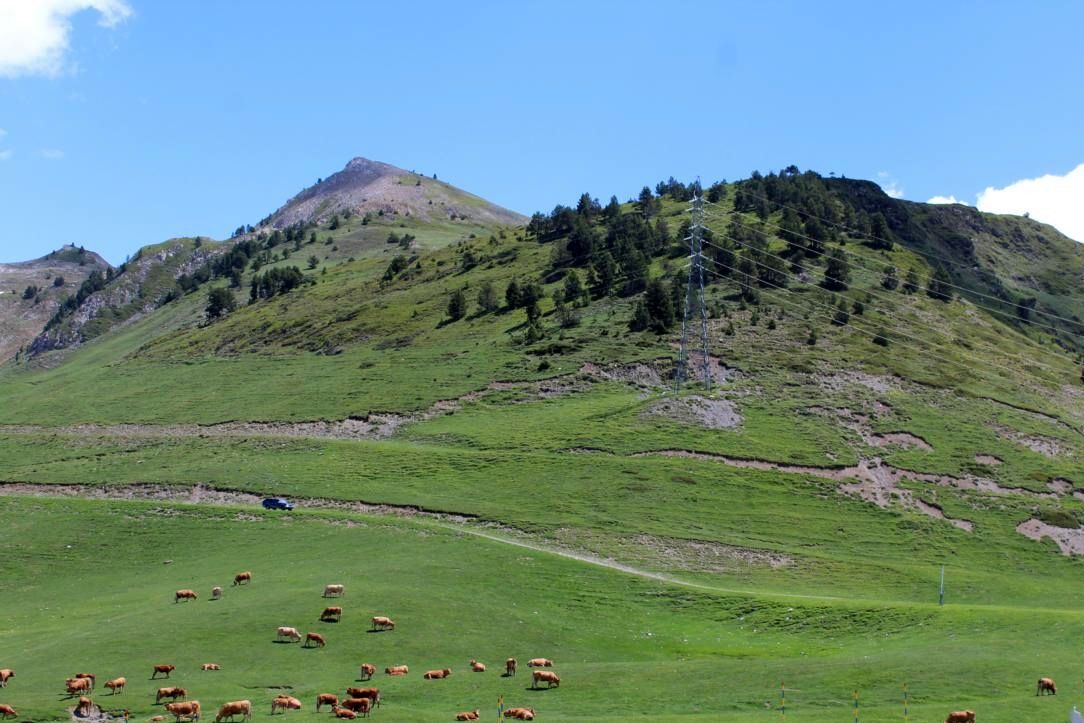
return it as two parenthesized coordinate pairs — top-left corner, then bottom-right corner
(926, 266), (953, 302)
(505, 279), (522, 309)
(477, 281), (499, 314)
(903, 269), (920, 294)
(643, 278), (675, 333)
(821, 248), (850, 291)
(881, 265), (900, 290)
(446, 289), (468, 320)
(206, 287), (237, 319)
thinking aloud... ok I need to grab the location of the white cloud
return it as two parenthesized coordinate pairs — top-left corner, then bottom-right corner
(976, 163), (1084, 242)
(0, 0), (132, 78)
(0, 149), (11, 161)
(40, 148), (64, 159)
(927, 195), (968, 205)
(876, 171), (904, 199)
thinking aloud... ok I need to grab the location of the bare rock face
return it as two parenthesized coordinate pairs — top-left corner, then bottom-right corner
(266, 156), (526, 229)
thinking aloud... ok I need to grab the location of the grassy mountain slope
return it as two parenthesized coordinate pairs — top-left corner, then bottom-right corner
(0, 169), (1083, 720)
(0, 244), (111, 362)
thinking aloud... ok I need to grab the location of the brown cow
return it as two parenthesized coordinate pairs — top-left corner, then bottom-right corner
(66, 677), (92, 695)
(106, 677), (127, 695)
(339, 699), (371, 717)
(75, 673), (97, 689)
(175, 590), (198, 603)
(384, 665), (408, 676)
(0, 669), (13, 687)
(156, 687), (188, 704)
(0, 705), (15, 720)
(164, 701), (200, 722)
(1037, 677), (1056, 695)
(315, 694), (338, 712)
(331, 707), (356, 720)
(215, 700), (252, 723)
(358, 663), (375, 681)
(944, 712), (975, 723)
(423, 669), (451, 680)
(470, 660), (486, 672)
(320, 606), (343, 622)
(323, 584), (344, 598)
(370, 616), (395, 631)
(152, 665), (176, 679)
(233, 572), (252, 586)
(503, 709), (535, 721)
(456, 711), (480, 721)
(504, 658), (517, 677)
(532, 671), (560, 689)
(526, 658), (552, 668)
(271, 696), (301, 715)
(343, 689), (379, 708)
(276, 626), (302, 643)
(76, 696), (97, 716)
(201, 664), (221, 671)
(304, 632), (326, 648)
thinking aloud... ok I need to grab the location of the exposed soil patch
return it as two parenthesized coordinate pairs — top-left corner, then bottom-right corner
(804, 406), (931, 451)
(868, 432), (932, 451)
(580, 361), (665, 388)
(1048, 478), (1075, 494)
(814, 371), (903, 394)
(992, 425), (1072, 458)
(628, 534), (793, 571)
(642, 396), (742, 429)
(1016, 518), (1084, 556)
(974, 454), (1003, 466)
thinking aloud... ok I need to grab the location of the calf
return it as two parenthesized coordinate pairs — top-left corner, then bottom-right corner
(175, 589), (198, 603)
(276, 626), (302, 643)
(211, 586), (223, 600)
(456, 710), (480, 721)
(1037, 677), (1056, 695)
(526, 658), (553, 668)
(304, 632), (326, 648)
(383, 665), (408, 676)
(233, 571), (252, 586)
(503, 709), (535, 721)
(151, 664), (176, 679)
(343, 689), (379, 708)
(470, 660), (486, 672)
(164, 701), (200, 722)
(215, 700), (252, 723)
(532, 670), (560, 689)
(0, 669), (13, 687)
(339, 699), (371, 717)
(504, 658), (517, 677)
(76, 697), (97, 717)
(156, 687), (187, 704)
(945, 713), (975, 723)
(105, 677), (126, 695)
(0, 705), (15, 719)
(370, 616), (395, 631)
(423, 669), (451, 680)
(201, 663), (220, 671)
(358, 663), (375, 681)
(331, 707), (356, 720)
(271, 696), (301, 715)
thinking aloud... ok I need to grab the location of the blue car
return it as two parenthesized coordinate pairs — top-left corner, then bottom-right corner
(262, 497), (295, 511)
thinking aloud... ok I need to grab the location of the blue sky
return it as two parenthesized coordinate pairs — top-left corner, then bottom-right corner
(2, 0), (1083, 264)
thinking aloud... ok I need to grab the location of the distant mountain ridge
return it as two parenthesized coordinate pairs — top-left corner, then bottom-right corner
(265, 157), (526, 229)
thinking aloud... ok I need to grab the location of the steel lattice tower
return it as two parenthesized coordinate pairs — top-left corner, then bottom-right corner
(674, 188), (712, 393)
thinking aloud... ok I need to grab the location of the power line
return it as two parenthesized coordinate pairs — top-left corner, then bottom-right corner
(703, 195), (1084, 330)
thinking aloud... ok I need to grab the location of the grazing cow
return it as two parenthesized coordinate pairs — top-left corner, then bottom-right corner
(211, 587), (223, 601)
(343, 689), (379, 708)
(384, 666), (408, 676)
(66, 677), (92, 695)
(106, 677), (127, 695)
(526, 658), (553, 668)
(470, 660), (486, 672)
(505, 658), (517, 677)
(175, 590), (198, 603)
(323, 584), (344, 598)
(152, 665), (176, 679)
(456, 711), (480, 721)
(214, 700), (252, 723)
(331, 706), (356, 720)
(1037, 677), (1056, 695)
(423, 669), (451, 680)
(304, 632), (326, 648)
(270, 696), (302, 715)
(201, 664), (220, 671)
(315, 694), (338, 712)
(164, 701), (200, 722)
(944, 712), (975, 723)
(503, 709), (535, 721)
(233, 572), (252, 586)
(358, 663), (375, 681)
(0, 705), (15, 719)
(75, 673), (97, 689)
(156, 687), (187, 704)
(0, 669), (13, 687)
(320, 607), (342, 622)
(339, 699), (371, 717)
(532, 671), (560, 689)
(276, 626), (302, 643)
(370, 616), (395, 631)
